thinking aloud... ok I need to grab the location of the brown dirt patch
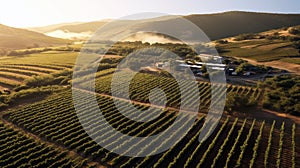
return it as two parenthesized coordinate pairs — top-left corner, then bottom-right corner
(233, 57), (300, 75)
(240, 45), (258, 49)
(103, 55), (123, 59)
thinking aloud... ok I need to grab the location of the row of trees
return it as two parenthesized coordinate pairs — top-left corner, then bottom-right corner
(234, 62), (270, 75)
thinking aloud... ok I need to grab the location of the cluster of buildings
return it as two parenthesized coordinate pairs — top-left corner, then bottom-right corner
(154, 54), (262, 77)
(155, 54), (227, 76)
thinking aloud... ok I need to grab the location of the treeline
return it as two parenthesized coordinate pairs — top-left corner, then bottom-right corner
(232, 32), (300, 42)
(84, 41), (215, 59)
(8, 48), (52, 56)
(23, 69), (72, 88)
(5, 45), (80, 56)
(0, 86), (63, 110)
(260, 75), (300, 116)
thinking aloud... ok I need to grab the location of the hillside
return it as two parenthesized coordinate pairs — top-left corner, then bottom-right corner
(48, 21), (108, 33)
(216, 24), (300, 72)
(29, 11), (300, 41)
(28, 16), (175, 33)
(133, 11), (300, 41)
(0, 24), (70, 50)
(185, 11), (300, 40)
(28, 22), (83, 33)
(29, 21), (109, 40)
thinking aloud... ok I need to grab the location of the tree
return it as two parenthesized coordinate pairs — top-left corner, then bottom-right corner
(216, 39), (228, 44)
(225, 92), (253, 113)
(292, 41), (300, 54)
(289, 27), (300, 35)
(235, 62), (252, 75)
(294, 104), (300, 116)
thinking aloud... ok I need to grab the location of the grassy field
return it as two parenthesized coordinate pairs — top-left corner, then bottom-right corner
(0, 50), (77, 90)
(280, 58), (300, 64)
(217, 25), (300, 65)
(0, 51), (78, 65)
(0, 24), (70, 50)
(218, 39), (300, 63)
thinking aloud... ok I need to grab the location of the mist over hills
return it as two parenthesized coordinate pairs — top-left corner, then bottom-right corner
(1, 11), (300, 51)
(29, 11), (300, 41)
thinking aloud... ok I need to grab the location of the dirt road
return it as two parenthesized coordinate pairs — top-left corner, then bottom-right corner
(73, 88), (300, 125)
(233, 56), (300, 75)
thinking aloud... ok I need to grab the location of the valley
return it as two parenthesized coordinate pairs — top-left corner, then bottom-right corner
(0, 10), (299, 168)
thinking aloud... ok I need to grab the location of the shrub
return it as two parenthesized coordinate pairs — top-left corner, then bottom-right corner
(13, 85), (30, 92)
(225, 92), (256, 113)
(25, 69), (72, 87)
(52, 69), (72, 77)
(25, 75), (56, 87)
(289, 27), (300, 35)
(234, 33), (258, 41)
(216, 39), (228, 44)
(8, 87), (53, 103)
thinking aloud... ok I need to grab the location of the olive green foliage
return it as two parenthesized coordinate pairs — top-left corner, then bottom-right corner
(8, 48), (52, 56)
(100, 57), (123, 64)
(225, 92), (257, 113)
(234, 33), (260, 41)
(24, 69), (72, 87)
(293, 41), (300, 53)
(91, 41), (214, 59)
(235, 62), (253, 74)
(235, 62), (269, 75)
(289, 26), (300, 35)
(260, 75), (300, 115)
(216, 39), (228, 44)
(8, 87), (59, 103)
(217, 25), (300, 63)
(0, 86), (62, 110)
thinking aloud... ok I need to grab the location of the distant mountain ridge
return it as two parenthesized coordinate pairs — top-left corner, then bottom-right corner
(0, 24), (70, 50)
(28, 11), (300, 41)
(184, 11), (300, 40)
(28, 22), (83, 33)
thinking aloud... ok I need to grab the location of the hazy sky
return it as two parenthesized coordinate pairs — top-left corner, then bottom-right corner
(1, 0), (300, 28)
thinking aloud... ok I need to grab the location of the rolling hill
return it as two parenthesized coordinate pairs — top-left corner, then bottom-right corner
(130, 11), (300, 41)
(28, 16), (175, 34)
(27, 22), (83, 33)
(29, 21), (110, 40)
(184, 11), (300, 40)
(29, 11), (300, 41)
(216, 25), (300, 74)
(0, 24), (70, 50)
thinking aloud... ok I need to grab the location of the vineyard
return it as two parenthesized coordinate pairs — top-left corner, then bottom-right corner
(0, 49), (298, 167)
(0, 64), (72, 87)
(0, 120), (86, 168)
(3, 90), (299, 168)
(0, 51), (76, 88)
(77, 70), (261, 112)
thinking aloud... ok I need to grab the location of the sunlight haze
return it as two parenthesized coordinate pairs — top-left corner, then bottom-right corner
(1, 0), (300, 28)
